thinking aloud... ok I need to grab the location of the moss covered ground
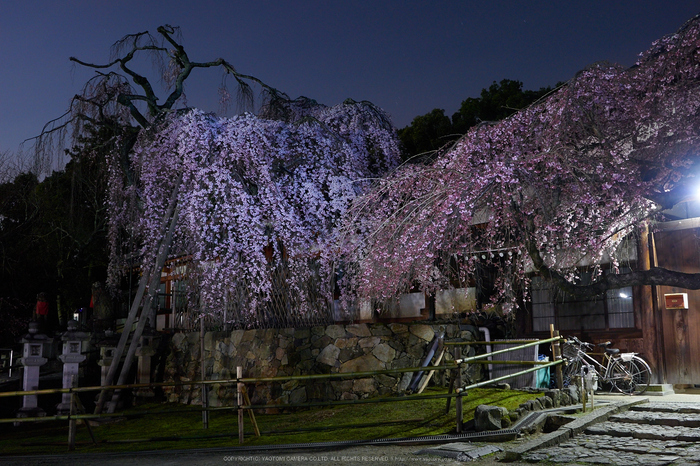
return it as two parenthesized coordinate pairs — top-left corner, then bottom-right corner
(0, 387), (541, 455)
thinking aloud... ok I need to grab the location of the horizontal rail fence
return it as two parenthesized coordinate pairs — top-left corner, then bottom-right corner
(0, 336), (564, 448)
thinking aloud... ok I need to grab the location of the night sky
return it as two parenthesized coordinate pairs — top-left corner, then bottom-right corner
(1, 1), (698, 170)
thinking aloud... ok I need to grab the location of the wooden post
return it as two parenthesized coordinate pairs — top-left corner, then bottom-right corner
(237, 366), (244, 444)
(445, 345), (461, 414)
(200, 317), (209, 429)
(68, 376), (77, 451)
(550, 325), (563, 389)
(639, 223), (661, 382)
(455, 391), (463, 433)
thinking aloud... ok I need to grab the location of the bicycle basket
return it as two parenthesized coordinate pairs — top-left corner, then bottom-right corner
(562, 342), (580, 360)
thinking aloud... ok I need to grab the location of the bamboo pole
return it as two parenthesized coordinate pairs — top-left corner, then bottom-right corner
(467, 360), (553, 365)
(445, 339), (562, 345)
(455, 338), (561, 365)
(455, 360), (563, 392)
(0, 364), (464, 399)
(1, 338), (561, 400)
(4, 360), (563, 426)
(2, 338), (561, 400)
(238, 391), (464, 411)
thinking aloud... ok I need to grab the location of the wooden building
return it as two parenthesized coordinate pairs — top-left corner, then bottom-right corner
(518, 199), (700, 385)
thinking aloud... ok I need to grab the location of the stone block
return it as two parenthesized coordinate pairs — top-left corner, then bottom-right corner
(392, 356), (414, 369)
(229, 329), (245, 346)
(538, 396), (553, 409)
(331, 380), (353, 394)
(372, 343), (397, 363)
(278, 335), (291, 349)
(312, 335), (333, 349)
(334, 337), (358, 349)
(353, 378), (376, 394)
(397, 373), (412, 392)
(282, 379), (298, 391)
(376, 374), (397, 388)
(409, 324), (435, 342)
(358, 336), (381, 348)
(325, 325), (346, 339)
(388, 323), (408, 334)
(475, 404), (505, 431)
(370, 324), (392, 336)
(172, 332), (187, 348)
(544, 389), (561, 407)
(289, 387), (307, 405)
(317, 344), (340, 366)
(346, 324), (371, 337)
(242, 330), (256, 342)
(339, 354), (385, 373)
(298, 347), (313, 361)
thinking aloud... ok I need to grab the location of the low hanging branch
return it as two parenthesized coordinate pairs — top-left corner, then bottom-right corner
(342, 14), (700, 310)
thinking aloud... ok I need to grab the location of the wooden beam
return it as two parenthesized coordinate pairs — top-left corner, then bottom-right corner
(655, 217), (700, 232)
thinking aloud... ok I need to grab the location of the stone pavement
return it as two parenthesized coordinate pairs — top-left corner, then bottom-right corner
(413, 393), (700, 465)
(518, 399), (700, 465)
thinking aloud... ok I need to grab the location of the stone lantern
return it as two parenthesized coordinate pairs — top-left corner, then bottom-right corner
(56, 320), (89, 414)
(16, 322), (50, 419)
(96, 329), (119, 387)
(134, 325), (158, 399)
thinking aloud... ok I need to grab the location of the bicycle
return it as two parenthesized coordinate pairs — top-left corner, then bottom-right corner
(561, 336), (651, 395)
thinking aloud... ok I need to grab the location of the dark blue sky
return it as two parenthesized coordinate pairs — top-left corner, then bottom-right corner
(1, 1), (698, 170)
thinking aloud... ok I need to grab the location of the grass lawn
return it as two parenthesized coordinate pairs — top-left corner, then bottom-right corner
(0, 387), (541, 455)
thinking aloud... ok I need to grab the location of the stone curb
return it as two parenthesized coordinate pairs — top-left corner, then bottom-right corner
(503, 397), (649, 461)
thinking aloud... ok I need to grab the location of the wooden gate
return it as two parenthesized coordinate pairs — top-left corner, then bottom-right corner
(654, 226), (700, 384)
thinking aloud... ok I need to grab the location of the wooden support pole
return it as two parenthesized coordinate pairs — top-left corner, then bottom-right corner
(237, 366), (244, 444)
(445, 345), (461, 414)
(242, 387), (260, 437)
(200, 317), (209, 429)
(73, 391), (97, 445)
(68, 376), (77, 451)
(455, 391), (463, 433)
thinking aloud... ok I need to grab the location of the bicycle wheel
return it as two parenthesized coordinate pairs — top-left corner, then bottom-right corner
(610, 356), (651, 395)
(562, 358), (582, 388)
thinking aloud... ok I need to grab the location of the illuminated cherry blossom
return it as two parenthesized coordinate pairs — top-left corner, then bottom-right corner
(342, 15), (700, 312)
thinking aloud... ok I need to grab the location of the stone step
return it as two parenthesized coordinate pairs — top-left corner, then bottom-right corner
(645, 384), (675, 396)
(585, 420), (700, 441)
(610, 411), (700, 427)
(631, 402), (700, 414)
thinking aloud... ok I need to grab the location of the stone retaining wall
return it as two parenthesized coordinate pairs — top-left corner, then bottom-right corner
(162, 322), (481, 407)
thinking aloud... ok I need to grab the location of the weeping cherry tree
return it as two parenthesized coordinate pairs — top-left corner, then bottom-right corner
(341, 15), (700, 314)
